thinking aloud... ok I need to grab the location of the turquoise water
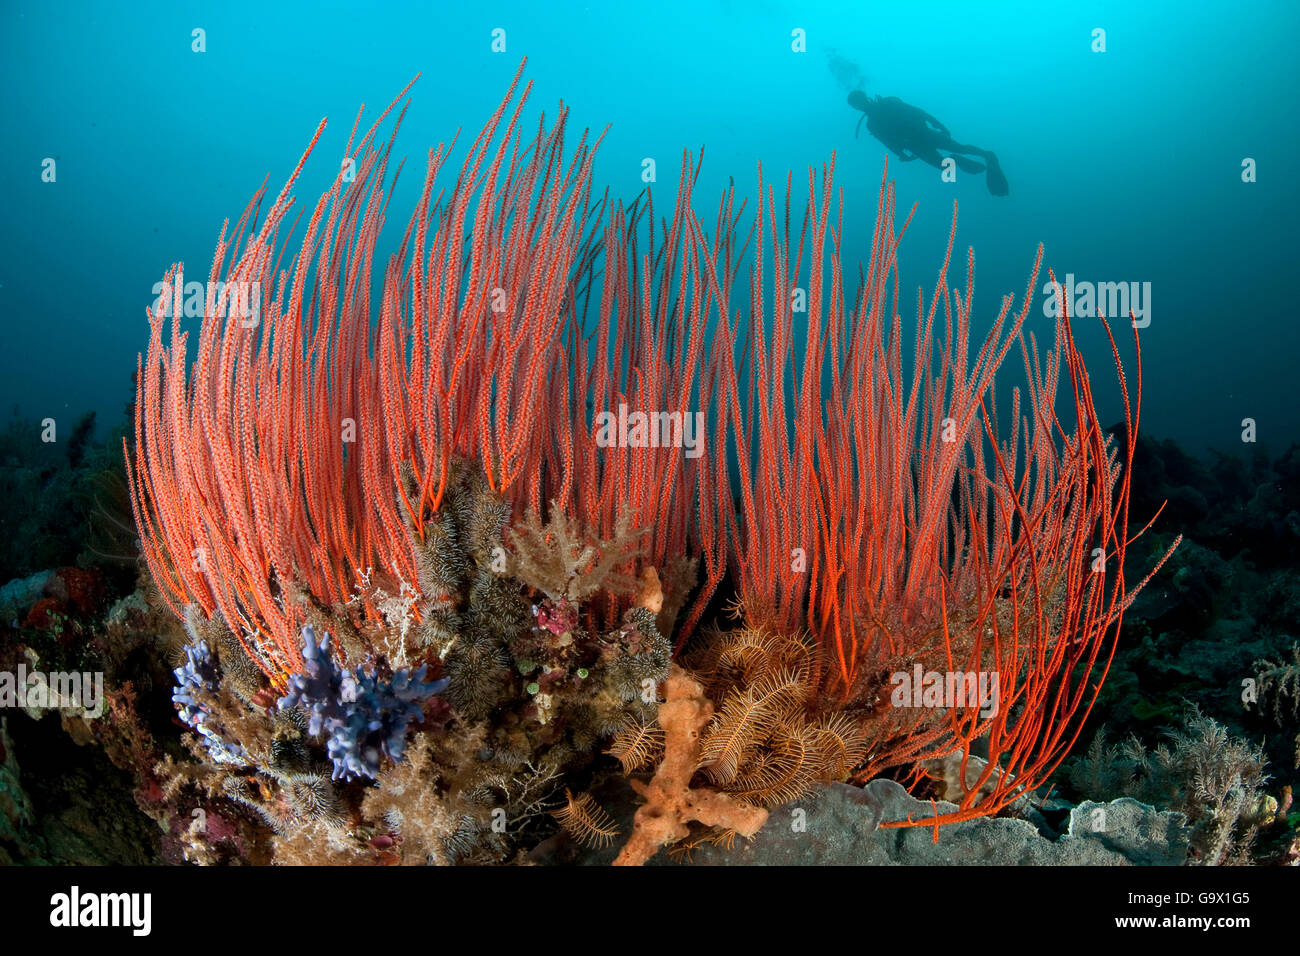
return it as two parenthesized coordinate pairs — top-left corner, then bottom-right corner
(2, 0), (1296, 456)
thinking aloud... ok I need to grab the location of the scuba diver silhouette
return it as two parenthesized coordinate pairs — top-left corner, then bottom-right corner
(847, 90), (1009, 197)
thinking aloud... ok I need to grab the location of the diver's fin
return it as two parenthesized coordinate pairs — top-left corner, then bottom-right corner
(855, 114), (866, 139)
(985, 152), (1009, 196)
(952, 154), (985, 174)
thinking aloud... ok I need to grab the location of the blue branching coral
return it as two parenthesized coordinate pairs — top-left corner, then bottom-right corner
(278, 626), (449, 781)
(172, 640), (247, 765)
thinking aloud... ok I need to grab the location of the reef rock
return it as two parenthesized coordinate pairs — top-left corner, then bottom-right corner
(0, 570), (53, 625)
(532, 777), (1190, 866)
(673, 782), (1189, 865)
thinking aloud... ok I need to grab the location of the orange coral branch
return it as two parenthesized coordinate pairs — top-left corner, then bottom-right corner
(613, 665), (769, 866)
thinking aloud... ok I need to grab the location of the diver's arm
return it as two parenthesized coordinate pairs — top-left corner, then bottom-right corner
(923, 112), (950, 136)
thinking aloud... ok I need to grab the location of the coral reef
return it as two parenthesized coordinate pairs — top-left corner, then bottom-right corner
(108, 60), (1184, 857)
(1252, 643), (1300, 769)
(10, 65), (1296, 868)
(1104, 437), (1300, 736)
(1071, 707), (1277, 864)
(0, 415), (1284, 865)
(0, 717), (46, 864)
(1071, 434), (1300, 862)
(133, 456), (681, 864)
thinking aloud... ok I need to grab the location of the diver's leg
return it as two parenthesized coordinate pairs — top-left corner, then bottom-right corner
(945, 153), (986, 173)
(946, 141), (1008, 196)
(943, 141), (987, 160)
(924, 133), (977, 171)
(983, 153), (1009, 196)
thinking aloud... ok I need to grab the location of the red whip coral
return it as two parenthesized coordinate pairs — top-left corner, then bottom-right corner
(701, 158), (1180, 826)
(128, 63), (1176, 834)
(126, 64), (716, 687)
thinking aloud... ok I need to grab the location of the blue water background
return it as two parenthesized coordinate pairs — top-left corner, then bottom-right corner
(2, 0), (1296, 458)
